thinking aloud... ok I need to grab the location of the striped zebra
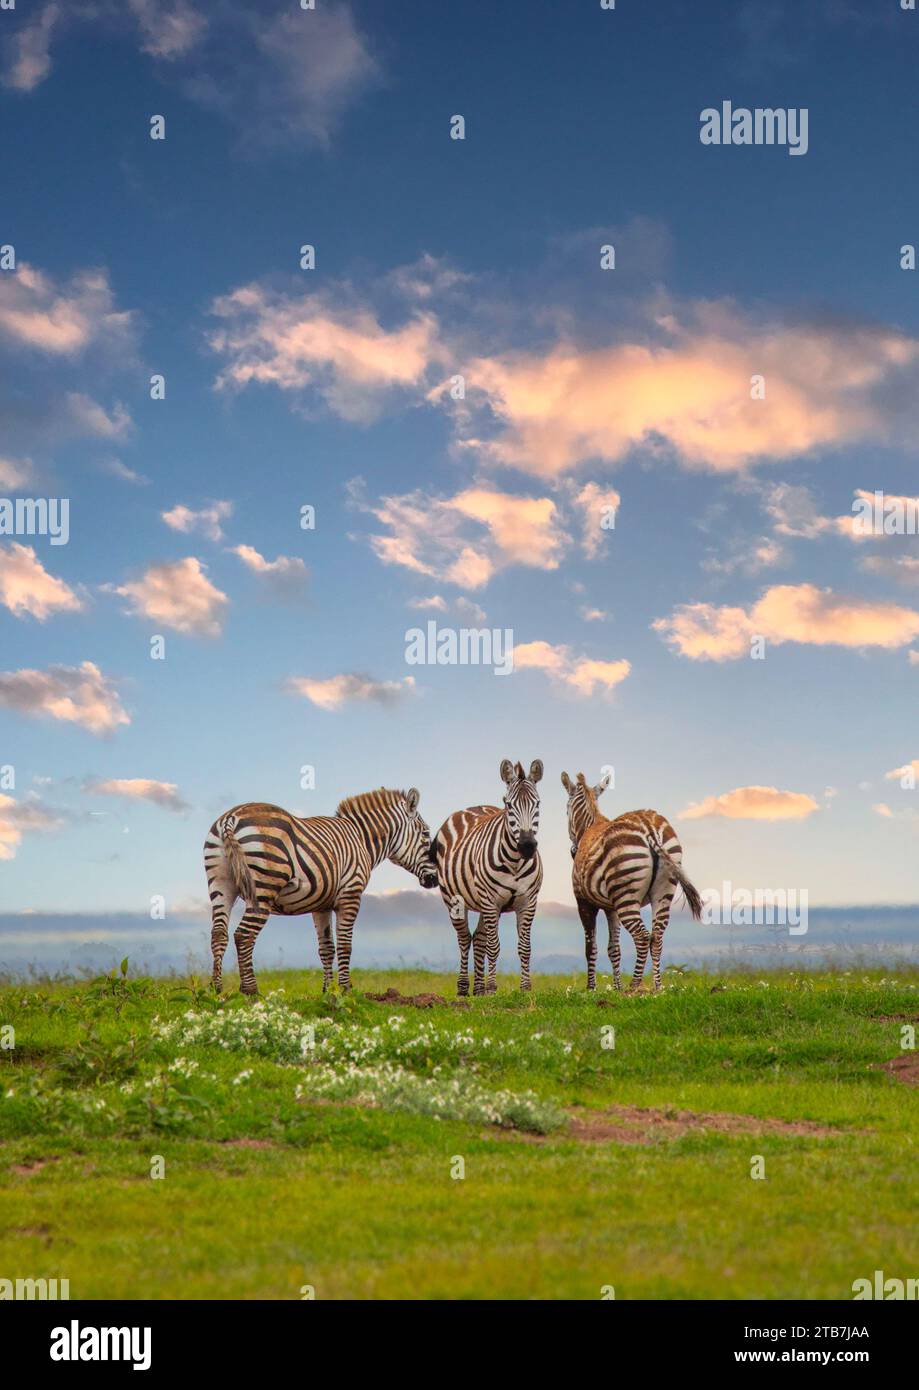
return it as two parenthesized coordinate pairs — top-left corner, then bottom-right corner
(561, 770), (702, 993)
(203, 788), (437, 996)
(433, 759), (543, 997)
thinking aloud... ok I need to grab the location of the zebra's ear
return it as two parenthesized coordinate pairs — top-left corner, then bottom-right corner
(405, 787), (420, 812)
(529, 759), (544, 784)
(561, 771), (573, 793)
(499, 758), (515, 785)
(592, 771), (611, 797)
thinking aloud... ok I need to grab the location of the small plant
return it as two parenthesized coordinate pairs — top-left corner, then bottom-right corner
(52, 1024), (149, 1088)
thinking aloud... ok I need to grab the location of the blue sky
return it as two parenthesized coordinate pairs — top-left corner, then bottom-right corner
(2, 1), (919, 968)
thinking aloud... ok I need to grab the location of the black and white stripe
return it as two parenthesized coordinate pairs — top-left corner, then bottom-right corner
(433, 758), (544, 996)
(562, 770), (702, 992)
(203, 788), (437, 995)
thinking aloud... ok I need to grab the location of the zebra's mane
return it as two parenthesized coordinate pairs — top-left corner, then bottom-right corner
(575, 773), (604, 823)
(336, 787), (408, 820)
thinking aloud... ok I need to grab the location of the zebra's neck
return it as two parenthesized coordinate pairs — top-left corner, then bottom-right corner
(497, 810), (522, 865)
(338, 805), (398, 865)
(573, 800), (602, 845)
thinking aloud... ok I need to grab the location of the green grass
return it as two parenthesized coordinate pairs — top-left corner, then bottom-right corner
(1, 963), (918, 1299)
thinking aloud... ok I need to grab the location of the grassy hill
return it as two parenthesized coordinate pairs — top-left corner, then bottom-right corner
(1, 965), (917, 1299)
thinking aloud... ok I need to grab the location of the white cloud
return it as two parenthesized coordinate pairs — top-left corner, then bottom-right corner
(162, 500), (233, 542)
(351, 480), (569, 590)
(0, 793), (64, 860)
(681, 786), (820, 821)
(112, 557), (228, 637)
(127, 0), (206, 60)
(209, 283), (439, 423)
(654, 584), (919, 661)
(231, 544), (308, 600)
(0, 456), (32, 488)
(284, 672), (416, 712)
(84, 777), (189, 813)
(513, 640), (631, 697)
(0, 543), (82, 620)
(0, 264), (134, 357)
(2, 3), (59, 92)
(0, 661), (129, 735)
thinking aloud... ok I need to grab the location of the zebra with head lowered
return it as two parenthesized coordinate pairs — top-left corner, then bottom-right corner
(203, 788), (437, 995)
(561, 771), (702, 992)
(433, 758), (543, 997)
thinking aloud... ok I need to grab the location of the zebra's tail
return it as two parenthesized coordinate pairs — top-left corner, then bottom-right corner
(219, 816), (257, 909)
(650, 840), (703, 920)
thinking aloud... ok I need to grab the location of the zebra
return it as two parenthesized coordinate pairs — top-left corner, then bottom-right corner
(203, 788), (438, 996)
(432, 758), (543, 997)
(561, 770), (702, 993)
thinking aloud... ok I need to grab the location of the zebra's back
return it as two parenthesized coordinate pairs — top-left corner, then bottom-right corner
(574, 808), (681, 910)
(204, 802), (367, 916)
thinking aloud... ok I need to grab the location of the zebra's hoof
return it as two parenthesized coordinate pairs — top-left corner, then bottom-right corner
(457, 979), (469, 997)
(519, 982), (531, 993)
(240, 988), (259, 999)
(485, 979), (497, 995)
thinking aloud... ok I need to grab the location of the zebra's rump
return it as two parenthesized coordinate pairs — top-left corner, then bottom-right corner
(574, 808), (681, 909)
(204, 802), (367, 916)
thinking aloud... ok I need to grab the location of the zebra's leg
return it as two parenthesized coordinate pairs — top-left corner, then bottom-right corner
(576, 898), (599, 990)
(312, 910), (335, 992)
(333, 891), (362, 992)
(209, 880), (234, 992)
(472, 913), (495, 997)
(234, 901), (271, 997)
(515, 898), (536, 991)
(485, 916), (500, 994)
(649, 880), (675, 992)
(448, 894), (472, 997)
(604, 908), (621, 991)
(619, 905), (651, 992)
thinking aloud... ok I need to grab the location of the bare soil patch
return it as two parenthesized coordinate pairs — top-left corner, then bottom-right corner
(364, 987), (456, 1008)
(879, 1054), (919, 1086)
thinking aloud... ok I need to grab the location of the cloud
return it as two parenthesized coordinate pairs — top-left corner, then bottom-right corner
(0, 264), (134, 357)
(0, 457), (31, 488)
(83, 777), (189, 813)
(0, 544), (82, 620)
(284, 672), (416, 712)
(162, 500), (233, 542)
(209, 283), (439, 423)
(351, 480), (569, 589)
(408, 595), (448, 612)
(4, 4), (376, 149)
(112, 557), (228, 636)
(654, 583), (919, 661)
(681, 786), (820, 821)
(0, 661), (129, 735)
(127, 0), (206, 60)
(702, 534), (788, 577)
(2, 3), (59, 92)
(231, 544), (308, 601)
(569, 482), (620, 558)
(513, 640), (631, 697)
(449, 307), (918, 477)
(860, 555), (919, 585)
(0, 793), (65, 860)
(884, 760), (919, 785)
(182, 4), (380, 149)
(98, 458), (150, 486)
(64, 392), (132, 439)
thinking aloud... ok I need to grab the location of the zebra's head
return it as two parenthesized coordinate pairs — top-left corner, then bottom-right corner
(500, 758), (543, 860)
(561, 770), (610, 857)
(391, 788), (438, 889)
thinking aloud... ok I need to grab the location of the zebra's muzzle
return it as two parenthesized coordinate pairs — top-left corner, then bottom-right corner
(518, 837), (537, 860)
(419, 866), (438, 889)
